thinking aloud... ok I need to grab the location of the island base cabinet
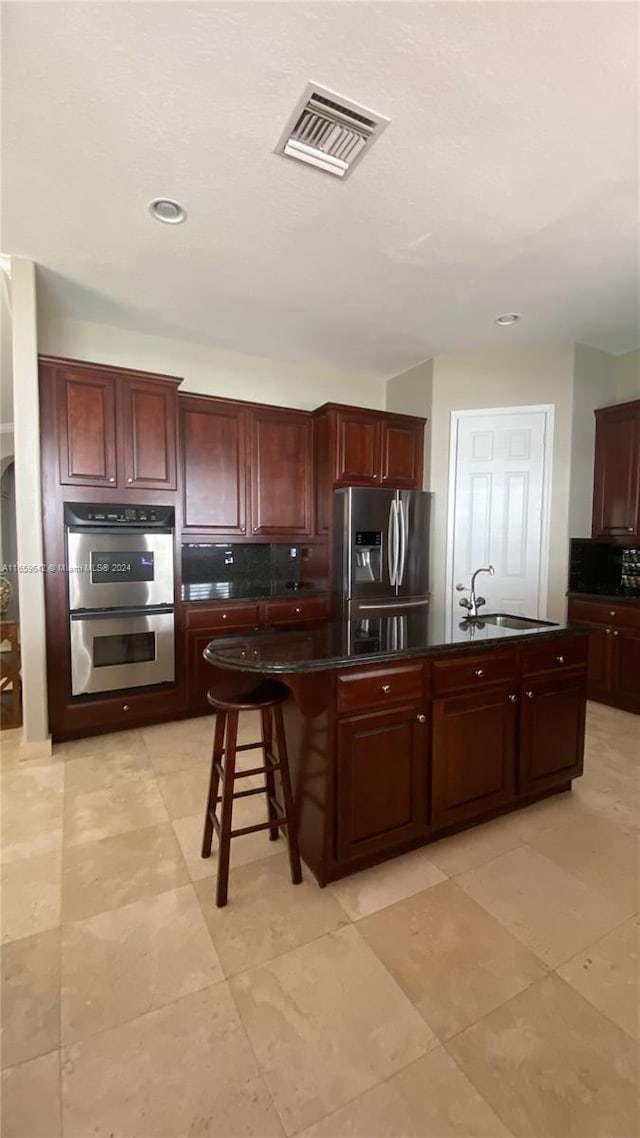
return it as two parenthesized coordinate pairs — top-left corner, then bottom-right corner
(431, 686), (517, 830)
(336, 706), (428, 862)
(518, 675), (586, 795)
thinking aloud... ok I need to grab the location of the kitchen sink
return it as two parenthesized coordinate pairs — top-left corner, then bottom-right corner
(479, 613), (556, 630)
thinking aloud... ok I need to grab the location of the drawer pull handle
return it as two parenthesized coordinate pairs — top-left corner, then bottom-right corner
(526, 690), (534, 699)
(123, 704), (130, 712)
(508, 694), (517, 702)
(381, 683), (391, 693)
(605, 628), (612, 634)
(609, 610), (616, 617)
(556, 655), (564, 664)
(221, 614), (227, 620)
(613, 630), (620, 637)
(416, 713), (426, 723)
(474, 668), (484, 677)
(295, 607), (301, 614)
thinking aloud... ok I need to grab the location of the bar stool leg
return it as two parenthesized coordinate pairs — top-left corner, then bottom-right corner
(201, 709), (226, 859)
(273, 703), (302, 885)
(216, 710), (239, 908)
(261, 706), (279, 841)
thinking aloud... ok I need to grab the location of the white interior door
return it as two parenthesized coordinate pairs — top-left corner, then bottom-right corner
(447, 406), (553, 628)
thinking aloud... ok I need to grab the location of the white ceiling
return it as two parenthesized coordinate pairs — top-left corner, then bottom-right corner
(3, 1), (639, 377)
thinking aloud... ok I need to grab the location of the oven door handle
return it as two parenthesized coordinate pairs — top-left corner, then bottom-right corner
(67, 526), (174, 536)
(70, 604), (175, 620)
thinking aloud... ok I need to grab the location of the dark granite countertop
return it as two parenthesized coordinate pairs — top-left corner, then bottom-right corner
(567, 592), (640, 605)
(181, 584), (328, 604)
(203, 609), (581, 674)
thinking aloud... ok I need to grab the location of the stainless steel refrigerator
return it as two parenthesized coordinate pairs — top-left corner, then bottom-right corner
(333, 487), (432, 618)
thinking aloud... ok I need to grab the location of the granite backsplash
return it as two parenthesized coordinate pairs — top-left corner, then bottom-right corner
(181, 542), (327, 603)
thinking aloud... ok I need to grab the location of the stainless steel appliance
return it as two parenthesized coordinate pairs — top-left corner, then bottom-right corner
(64, 503), (175, 696)
(333, 487), (432, 618)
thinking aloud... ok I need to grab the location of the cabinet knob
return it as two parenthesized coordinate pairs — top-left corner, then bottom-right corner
(416, 713), (426, 723)
(373, 473), (378, 479)
(526, 690), (534, 699)
(474, 668), (484, 677)
(628, 528), (634, 532)
(295, 607), (301, 614)
(221, 613), (227, 620)
(613, 630), (620, 636)
(241, 527), (246, 533)
(253, 527), (258, 533)
(609, 610), (616, 617)
(381, 683), (391, 693)
(123, 704), (130, 712)
(556, 655), (565, 664)
(127, 477), (133, 484)
(109, 477), (116, 483)
(605, 628), (612, 634)
(508, 694), (517, 702)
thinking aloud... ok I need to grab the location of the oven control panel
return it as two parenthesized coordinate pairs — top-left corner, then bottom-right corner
(64, 503), (175, 528)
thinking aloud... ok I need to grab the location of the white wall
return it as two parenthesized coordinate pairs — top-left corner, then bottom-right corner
(10, 258), (49, 749)
(615, 349), (640, 402)
(385, 358), (433, 489)
(569, 343), (617, 538)
(428, 343), (575, 622)
(38, 315), (386, 411)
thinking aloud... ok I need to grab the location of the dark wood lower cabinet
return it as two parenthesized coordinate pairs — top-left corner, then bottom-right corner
(431, 685), (517, 829)
(567, 597), (640, 713)
(518, 675), (586, 794)
(336, 706), (428, 861)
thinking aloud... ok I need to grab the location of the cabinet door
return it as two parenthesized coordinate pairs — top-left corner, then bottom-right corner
(611, 626), (640, 711)
(381, 421), (424, 488)
(250, 409), (312, 535)
(577, 621), (613, 699)
(335, 411), (381, 484)
(181, 399), (247, 533)
(56, 370), (117, 486)
(519, 675), (586, 794)
(592, 405), (640, 537)
(431, 686), (516, 829)
(336, 706), (427, 861)
(121, 379), (177, 490)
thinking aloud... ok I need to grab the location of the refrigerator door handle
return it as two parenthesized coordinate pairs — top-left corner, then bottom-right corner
(397, 498), (407, 586)
(387, 498), (397, 586)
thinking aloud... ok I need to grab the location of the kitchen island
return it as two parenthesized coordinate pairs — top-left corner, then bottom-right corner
(204, 611), (588, 885)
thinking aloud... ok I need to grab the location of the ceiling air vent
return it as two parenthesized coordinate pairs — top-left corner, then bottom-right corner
(276, 83), (389, 179)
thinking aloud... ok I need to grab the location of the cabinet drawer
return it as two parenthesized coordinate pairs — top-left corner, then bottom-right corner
(520, 635), (587, 677)
(262, 596), (329, 625)
(432, 649), (517, 696)
(185, 603), (260, 631)
(568, 598), (640, 631)
(337, 664), (424, 714)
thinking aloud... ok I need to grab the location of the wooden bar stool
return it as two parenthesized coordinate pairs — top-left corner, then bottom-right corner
(201, 678), (302, 907)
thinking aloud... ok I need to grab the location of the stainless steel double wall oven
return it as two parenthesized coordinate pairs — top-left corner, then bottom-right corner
(65, 503), (175, 696)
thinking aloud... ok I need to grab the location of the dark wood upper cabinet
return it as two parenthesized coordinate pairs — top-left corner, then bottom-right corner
(592, 400), (640, 538)
(55, 368), (118, 486)
(42, 356), (180, 492)
(122, 378), (178, 490)
(180, 396), (247, 533)
(313, 403), (426, 534)
(250, 407), (313, 535)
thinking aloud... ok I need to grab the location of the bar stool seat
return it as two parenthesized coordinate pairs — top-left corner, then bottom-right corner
(201, 678), (302, 907)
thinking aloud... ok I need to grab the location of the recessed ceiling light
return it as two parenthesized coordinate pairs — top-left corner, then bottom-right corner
(495, 313), (521, 326)
(148, 198), (186, 224)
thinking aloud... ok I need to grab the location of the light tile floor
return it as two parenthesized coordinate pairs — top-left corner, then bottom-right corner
(1, 702), (638, 1138)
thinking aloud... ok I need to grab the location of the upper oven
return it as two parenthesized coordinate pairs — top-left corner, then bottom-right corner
(64, 503), (175, 612)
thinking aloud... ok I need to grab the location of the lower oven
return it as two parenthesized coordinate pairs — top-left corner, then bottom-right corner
(70, 606), (175, 696)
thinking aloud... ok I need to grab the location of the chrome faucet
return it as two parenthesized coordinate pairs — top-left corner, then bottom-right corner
(458, 565), (495, 618)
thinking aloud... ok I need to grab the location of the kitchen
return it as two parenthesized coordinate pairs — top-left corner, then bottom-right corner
(2, 3), (640, 1138)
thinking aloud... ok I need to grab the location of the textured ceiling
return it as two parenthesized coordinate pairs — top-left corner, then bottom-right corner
(3, 1), (639, 376)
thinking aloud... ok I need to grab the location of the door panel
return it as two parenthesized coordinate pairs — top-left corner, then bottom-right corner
(57, 372), (117, 486)
(431, 686), (516, 828)
(611, 627), (640, 707)
(122, 380), (177, 489)
(336, 413), (381, 484)
(336, 706), (427, 860)
(519, 675), (585, 793)
(181, 400), (247, 533)
(251, 409), (312, 535)
(450, 410), (549, 625)
(381, 423), (423, 488)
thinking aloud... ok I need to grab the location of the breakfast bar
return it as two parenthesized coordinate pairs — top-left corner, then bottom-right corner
(204, 610), (589, 885)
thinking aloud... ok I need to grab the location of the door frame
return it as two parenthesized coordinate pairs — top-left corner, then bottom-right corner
(445, 404), (555, 630)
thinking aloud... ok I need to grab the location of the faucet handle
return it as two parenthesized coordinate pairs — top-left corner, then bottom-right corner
(459, 596), (471, 609)
(475, 596), (486, 608)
